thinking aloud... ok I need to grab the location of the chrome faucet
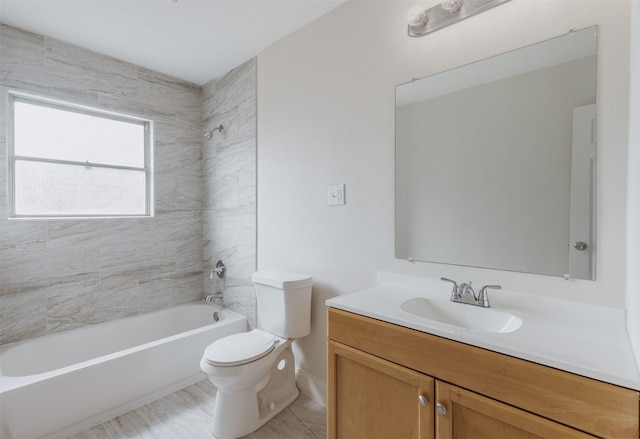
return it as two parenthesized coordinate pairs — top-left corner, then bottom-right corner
(206, 260), (227, 306)
(205, 292), (224, 306)
(477, 284), (502, 307)
(210, 260), (226, 280)
(440, 277), (501, 308)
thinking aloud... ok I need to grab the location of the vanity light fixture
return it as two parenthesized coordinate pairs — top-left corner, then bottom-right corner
(407, 0), (511, 37)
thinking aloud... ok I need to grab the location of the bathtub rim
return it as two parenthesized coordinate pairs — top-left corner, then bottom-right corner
(0, 302), (248, 392)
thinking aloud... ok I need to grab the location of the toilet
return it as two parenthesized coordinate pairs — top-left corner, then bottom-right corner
(200, 269), (312, 439)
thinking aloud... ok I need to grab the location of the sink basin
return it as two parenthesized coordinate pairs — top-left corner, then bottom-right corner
(401, 298), (523, 333)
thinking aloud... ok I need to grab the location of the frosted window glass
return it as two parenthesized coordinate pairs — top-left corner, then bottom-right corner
(14, 160), (146, 216)
(14, 101), (145, 167)
(9, 93), (152, 218)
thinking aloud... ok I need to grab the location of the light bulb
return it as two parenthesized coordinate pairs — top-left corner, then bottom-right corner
(407, 6), (427, 27)
(441, 0), (462, 12)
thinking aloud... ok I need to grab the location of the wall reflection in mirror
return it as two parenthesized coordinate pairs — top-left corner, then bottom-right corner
(395, 26), (597, 280)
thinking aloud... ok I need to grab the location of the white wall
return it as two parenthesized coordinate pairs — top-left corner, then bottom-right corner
(627, 1), (640, 369)
(257, 0), (632, 385)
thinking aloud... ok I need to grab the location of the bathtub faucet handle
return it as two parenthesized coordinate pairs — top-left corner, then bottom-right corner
(210, 260), (226, 279)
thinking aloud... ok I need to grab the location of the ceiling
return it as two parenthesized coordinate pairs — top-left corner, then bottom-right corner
(0, 0), (346, 86)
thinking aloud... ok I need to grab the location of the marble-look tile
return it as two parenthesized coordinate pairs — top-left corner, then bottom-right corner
(201, 57), (256, 330)
(0, 288), (47, 344)
(0, 243), (101, 290)
(44, 37), (140, 108)
(99, 93), (176, 122)
(46, 220), (113, 249)
(177, 231), (204, 274)
(44, 37), (138, 95)
(137, 271), (202, 312)
(1, 25), (198, 343)
(154, 141), (180, 175)
(70, 379), (326, 439)
(0, 25), (44, 70)
(137, 70), (201, 118)
(202, 208), (217, 258)
(98, 256), (171, 285)
(46, 272), (137, 333)
(214, 209), (255, 249)
(99, 240), (177, 271)
(206, 173), (239, 211)
(176, 170), (203, 211)
(154, 174), (178, 214)
(203, 99), (255, 149)
(138, 274), (178, 313)
(176, 272), (204, 303)
(0, 25), (47, 92)
(211, 242), (255, 285)
(0, 23), (258, 349)
(161, 210), (202, 235)
(202, 107), (236, 144)
(203, 59), (256, 116)
(0, 220), (47, 250)
(155, 140), (201, 175)
(175, 114), (204, 142)
(222, 284), (257, 329)
(209, 140), (256, 209)
(237, 97), (257, 140)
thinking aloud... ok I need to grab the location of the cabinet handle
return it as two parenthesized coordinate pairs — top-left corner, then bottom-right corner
(436, 403), (447, 415)
(417, 395), (429, 406)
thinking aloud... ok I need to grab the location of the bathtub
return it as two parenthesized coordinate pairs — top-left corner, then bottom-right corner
(0, 302), (247, 439)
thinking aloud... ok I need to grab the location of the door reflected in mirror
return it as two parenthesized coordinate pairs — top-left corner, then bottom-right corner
(395, 26), (597, 280)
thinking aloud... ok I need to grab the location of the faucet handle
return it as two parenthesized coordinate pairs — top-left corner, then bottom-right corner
(440, 277), (459, 299)
(440, 277), (458, 287)
(478, 285), (502, 307)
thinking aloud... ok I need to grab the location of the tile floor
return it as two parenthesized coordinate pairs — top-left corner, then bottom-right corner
(69, 380), (326, 439)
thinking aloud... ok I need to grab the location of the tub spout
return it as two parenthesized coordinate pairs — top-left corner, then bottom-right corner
(205, 292), (224, 306)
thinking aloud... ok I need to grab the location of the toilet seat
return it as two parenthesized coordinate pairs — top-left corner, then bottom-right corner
(204, 329), (275, 367)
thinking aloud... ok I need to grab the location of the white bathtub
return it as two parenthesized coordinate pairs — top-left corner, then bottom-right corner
(0, 302), (247, 439)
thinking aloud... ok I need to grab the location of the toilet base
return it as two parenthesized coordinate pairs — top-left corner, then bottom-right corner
(212, 345), (299, 439)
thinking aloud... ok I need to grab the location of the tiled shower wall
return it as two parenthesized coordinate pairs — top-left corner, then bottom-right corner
(0, 24), (206, 344)
(202, 59), (257, 328)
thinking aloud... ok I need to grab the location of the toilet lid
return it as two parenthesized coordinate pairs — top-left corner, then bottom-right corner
(204, 330), (275, 367)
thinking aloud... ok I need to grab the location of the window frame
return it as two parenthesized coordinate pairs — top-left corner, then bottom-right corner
(7, 91), (154, 219)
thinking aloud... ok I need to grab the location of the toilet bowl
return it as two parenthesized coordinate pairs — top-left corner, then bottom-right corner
(200, 269), (312, 439)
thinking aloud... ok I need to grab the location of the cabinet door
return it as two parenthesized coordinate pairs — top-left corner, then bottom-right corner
(435, 381), (598, 439)
(328, 340), (434, 439)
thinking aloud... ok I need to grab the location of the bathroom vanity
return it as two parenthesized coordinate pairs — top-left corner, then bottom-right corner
(326, 274), (640, 439)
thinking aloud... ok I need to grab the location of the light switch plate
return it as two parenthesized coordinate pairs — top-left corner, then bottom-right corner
(328, 184), (345, 205)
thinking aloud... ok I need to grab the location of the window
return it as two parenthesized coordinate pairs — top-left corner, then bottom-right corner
(8, 92), (153, 218)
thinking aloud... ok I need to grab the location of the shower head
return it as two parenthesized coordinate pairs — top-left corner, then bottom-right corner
(203, 125), (224, 140)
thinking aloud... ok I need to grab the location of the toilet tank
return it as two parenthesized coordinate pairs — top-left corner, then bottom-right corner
(252, 269), (312, 338)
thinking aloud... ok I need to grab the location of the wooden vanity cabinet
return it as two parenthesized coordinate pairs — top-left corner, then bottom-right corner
(328, 341), (434, 439)
(435, 381), (597, 438)
(327, 308), (640, 439)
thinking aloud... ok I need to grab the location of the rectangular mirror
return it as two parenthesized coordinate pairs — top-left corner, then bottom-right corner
(395, 26), (597, 279)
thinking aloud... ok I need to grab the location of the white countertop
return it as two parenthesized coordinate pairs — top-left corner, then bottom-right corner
(326, 272), (640, 391)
